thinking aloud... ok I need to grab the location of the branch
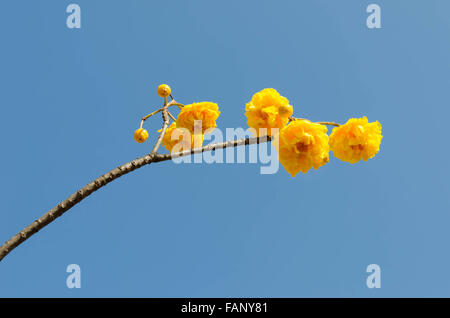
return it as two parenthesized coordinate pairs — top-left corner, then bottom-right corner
(151, 107), (170, 153)
(0, 135), (271, 262)
(289, 116), (341, 127)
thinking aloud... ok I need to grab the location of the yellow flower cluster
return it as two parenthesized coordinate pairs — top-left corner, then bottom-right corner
(135, 85), (383, 177)
(245, 88), (383, 176)
(159, 102), (220, 152)
(161, 122), (203, 152)
(245, 88), (293, 137)
(275, 120), (329, 176)
(134, 84), (220, 152)
(329, 117), (383, 164)
(177, 102), (221, 134)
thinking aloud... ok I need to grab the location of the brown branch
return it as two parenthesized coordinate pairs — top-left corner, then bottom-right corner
(151, 107), (170, 153)
(141, 108), (162, 122)
(317, 121), (340, 127)
(167, 111), (177, 122)
(289, 116), (340, 127)
(0, 135), (271, 262)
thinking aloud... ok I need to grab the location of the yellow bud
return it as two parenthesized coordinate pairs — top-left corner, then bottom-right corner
(278, 104), (293, 117)
(134, 128), (149, 143)
(157, 84), (171, 98)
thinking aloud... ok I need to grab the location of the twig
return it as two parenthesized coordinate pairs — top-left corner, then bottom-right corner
(141, 108), (162, 122)
(151, 110), (170, 153)
(317, 122), (340, 127)
(0, 136), (271, 262)
(167, 111), (177, 122)
(289, 116), (340, 127)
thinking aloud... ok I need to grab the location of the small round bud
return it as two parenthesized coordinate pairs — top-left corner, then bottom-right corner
(134, 128), (149, 143)
(278, 104), (293, 117)
(157, 84), (171, 98)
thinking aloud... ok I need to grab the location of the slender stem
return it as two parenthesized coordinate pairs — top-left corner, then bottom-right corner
(0, 136), (271, 262)
(140, 98), (178, 124)
(167, 111), (177, 122)
(317, 121), (340, 127)
(289, 117), (340, 127)
(170, 102), (184, 109)
(151, 100), (170, 154)
(141, 108), (162, 122)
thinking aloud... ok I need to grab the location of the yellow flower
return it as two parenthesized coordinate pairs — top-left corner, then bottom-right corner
(329, 117), (382, 164)
(245, 88), (293, 137)
(161, 122), (203, 152)
(134, 128), (149, 143)
(275, 119), (329, 177)
(176, 102), (220, 134)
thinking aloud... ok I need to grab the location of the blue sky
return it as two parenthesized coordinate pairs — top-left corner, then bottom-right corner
(1, 0), (449, 297)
